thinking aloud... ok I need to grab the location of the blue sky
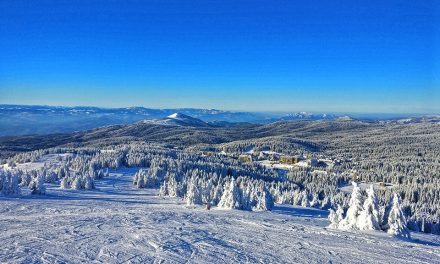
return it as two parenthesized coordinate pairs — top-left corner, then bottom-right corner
(0, 0), (438, 113)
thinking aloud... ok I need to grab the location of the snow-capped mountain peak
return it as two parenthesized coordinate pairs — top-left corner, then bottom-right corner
(167, 113), (179, 119)
(142, 112), (210, 127)
(163, 113), (209, 127)
(167, 112), (191, 120)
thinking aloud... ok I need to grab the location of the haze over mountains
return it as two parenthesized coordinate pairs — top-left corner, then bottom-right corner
(1, 104), (438, 137)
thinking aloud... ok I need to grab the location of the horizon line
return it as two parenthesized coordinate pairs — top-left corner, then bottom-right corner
(0, 103), (439, 116)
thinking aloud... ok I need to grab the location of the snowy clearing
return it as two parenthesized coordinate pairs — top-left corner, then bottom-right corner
(258, 160), (312, 170)
(1, 169), (439, 263)
(1, 153), (73, 172)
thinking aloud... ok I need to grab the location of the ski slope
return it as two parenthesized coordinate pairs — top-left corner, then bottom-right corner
(1, 169), (439, 263)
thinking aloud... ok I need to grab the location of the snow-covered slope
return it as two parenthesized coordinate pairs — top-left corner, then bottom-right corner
(143, 112), (211, 127)
(1, 170), (439, 263)
(163, 113), (210, 127)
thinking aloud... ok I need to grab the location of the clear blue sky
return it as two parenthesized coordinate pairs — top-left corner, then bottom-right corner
(0, 0), (439, 113)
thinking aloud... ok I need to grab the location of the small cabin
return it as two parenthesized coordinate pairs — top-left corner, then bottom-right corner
(238, 154), (253, 163)
(280, 156), (298, 164)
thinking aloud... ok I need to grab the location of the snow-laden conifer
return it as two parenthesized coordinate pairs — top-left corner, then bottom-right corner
(60, 177), (70, 189)
(29, 175), (46, 195)
(358, 185), (381, 230)
(340, 182), (363, 229)
(218, 178), (241, 209)
(387, 194), (411, 238)
(185, 177), (202, 205)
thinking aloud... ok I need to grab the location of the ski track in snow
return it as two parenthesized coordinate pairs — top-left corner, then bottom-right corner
(1, 168), (439, 264)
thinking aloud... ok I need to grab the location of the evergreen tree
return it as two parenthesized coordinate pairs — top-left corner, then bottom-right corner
(72, 177), (82, 190)
(387, 194), (411, 239)
(84, 175), (95, 190)
(253, 186), (274, 211)
(358, 185), (381, 230)
(340, 182), (363, 229)
(185, 177), (202, 206)
(0, 171), (21, 196)
(30, 175), (46, 195)
(218, 178), (242, 209)
(328, 206), (345, 229)
(60, 177), (70, 189)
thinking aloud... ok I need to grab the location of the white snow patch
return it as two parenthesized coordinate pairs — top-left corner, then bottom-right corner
(1, 153), (73, 172)
(167, 113), (179, 119)
(0, 169), (438, 263)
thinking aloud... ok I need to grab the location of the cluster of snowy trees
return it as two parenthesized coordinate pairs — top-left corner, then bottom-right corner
(159, 174), (274, 211)
(60, 175), (95, 190)
(215, 124), (440, 235)
(217, 137), (320, 156)
(0, 170), (21, 196)
(29, 174), (46, 195)
(2, 136), (439, 235)
(0, 169), (46, 196)
(134, 158), (276, 211)
(321, 123), (440, 233)
(329, 182), (410, 238)
(0, 148), (114, 194)
(133, 168), (163, 188)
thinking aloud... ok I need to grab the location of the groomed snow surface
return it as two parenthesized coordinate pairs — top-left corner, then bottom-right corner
(1, 169), (439, 264)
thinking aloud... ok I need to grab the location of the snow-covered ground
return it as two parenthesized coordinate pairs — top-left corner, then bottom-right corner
(258, 160), (311, 170)
(1, 169), (439, 263)
(1, 153), (73, 172)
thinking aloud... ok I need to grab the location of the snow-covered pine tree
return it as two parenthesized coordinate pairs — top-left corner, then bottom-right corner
(60, 177), (70, 189)
(133, 169), (145, 188)
(292, 189), (301, 205)
(310, 194), (320, 208)
(336, 206), (344, 226)
(159, 181), (168, 197)
(253, 186), (274, 211)
(340, 181), (363, 229)
(20, 173), (32, 187)
(138, 175), (146, 189)
(201, 179), (213, 205)
(72, 177), (82, 190)
(328, 208), (338, 228)
(328, 206), (345, 228)
(210, 183), (223, 205)
(218, 178), (242, 209)
(387, 194), (411, 239)
(241, 181), (254, 211)
(321, 196), (331, 210)
(0, 171), (21, 196)
(167, 175), (180, 197)
(185, 177), (202, 206)
(29, 174), (46, 195)
(358, 185), (381, 230)
(301, 190), (310, 208)
(84, 175), (95, 190)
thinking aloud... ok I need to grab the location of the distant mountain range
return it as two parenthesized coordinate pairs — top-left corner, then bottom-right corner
(0, 104), (438, 136)
(277, 112), (338, 121)
(0, 105), (268, 136)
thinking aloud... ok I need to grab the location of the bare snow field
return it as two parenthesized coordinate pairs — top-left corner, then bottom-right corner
(0, 153), (74, 172)
(1, 169), (439, 264)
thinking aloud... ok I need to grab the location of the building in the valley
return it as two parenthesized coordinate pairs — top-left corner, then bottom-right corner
(238, 154), (253, 163)
(280, 156), (298, 164)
